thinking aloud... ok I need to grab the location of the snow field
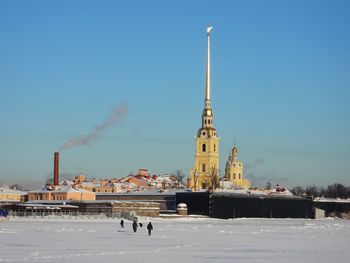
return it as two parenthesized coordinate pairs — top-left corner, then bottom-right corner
(0, 217), (349, 263)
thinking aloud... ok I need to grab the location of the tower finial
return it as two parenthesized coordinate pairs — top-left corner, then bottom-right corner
(207, 26), (213, 35)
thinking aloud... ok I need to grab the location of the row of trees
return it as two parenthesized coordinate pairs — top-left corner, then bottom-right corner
(290, 183), (350, 199)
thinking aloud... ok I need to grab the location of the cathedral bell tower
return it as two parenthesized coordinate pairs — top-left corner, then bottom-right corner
(189, 26), (220, 191)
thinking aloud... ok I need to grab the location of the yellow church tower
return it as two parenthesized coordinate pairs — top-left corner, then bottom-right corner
(189, 26), (219, 191)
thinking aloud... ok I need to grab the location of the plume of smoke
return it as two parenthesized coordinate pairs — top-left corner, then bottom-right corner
(58, 103), (128, 151)
(245, 158), (289, 187)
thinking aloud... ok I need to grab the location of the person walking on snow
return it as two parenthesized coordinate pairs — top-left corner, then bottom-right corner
(132, 220), (138, 232)
(120, 219), (124, 228)
(147, 222), (153, 236)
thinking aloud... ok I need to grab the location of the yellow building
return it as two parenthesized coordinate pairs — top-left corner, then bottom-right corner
(0, 188), (27, 203)
(28, 186), (95, 201)
(189, 26), (220, 191)
(224, 146), (250, 188)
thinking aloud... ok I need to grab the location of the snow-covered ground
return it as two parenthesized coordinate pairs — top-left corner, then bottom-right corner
(1, 217), (349, 263)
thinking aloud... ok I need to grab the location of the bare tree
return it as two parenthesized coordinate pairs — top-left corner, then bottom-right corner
(291, 186), (305, 197)
(326, 183), (349, 198)
(207, 166), (220, 192)
(192, 168), (199, 191)
(305, 185), (319, 198)
(175, 170), (185, 188)
(265, 182), (272, 190)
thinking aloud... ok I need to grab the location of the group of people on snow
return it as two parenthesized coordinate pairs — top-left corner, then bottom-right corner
(120, 219), (153, 236)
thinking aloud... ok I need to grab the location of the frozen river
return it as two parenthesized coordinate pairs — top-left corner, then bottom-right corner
(1, 217), (349, 262)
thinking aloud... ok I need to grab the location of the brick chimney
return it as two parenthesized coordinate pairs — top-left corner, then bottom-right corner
(54, 152), (59, 186)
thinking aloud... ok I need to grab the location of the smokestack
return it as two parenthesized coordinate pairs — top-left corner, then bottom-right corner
(54, 152), (59, 186)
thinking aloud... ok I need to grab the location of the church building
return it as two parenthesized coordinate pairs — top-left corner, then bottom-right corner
(224, 146), (250, 188)
(189, 27), (219, 191)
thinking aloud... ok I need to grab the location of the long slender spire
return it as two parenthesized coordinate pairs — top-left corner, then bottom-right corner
(200, 26), (215, 130)
(205, 26), (213, 109)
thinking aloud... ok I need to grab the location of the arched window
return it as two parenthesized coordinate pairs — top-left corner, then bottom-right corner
(202, 144), (206, 152)
(202, 164), (206, 172)
(214, 144), (216, 152)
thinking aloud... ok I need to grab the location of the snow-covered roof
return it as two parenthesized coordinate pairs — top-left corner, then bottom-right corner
(81, 182), (99, 187)
(111, 183), (126, 187)
(0, 188), (27, 195)
(269, 185), (293, 196)
(314, 197), (350, 203)
(212, 191), (301, 200)
(95, 190), (178, 196)
(29, 186), (94, 194)
(16, 203), (79, 209)
(215, 189), (251, 194)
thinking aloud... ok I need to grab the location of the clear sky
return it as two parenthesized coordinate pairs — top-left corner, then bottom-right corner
(1, 0), (349, 188)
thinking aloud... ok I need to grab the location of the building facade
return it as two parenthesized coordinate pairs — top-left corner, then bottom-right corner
(189, 27), (220, 191)
(0, 188), (27, 203)
(28, 186), (95, 201)
(224, 146), (250, 188)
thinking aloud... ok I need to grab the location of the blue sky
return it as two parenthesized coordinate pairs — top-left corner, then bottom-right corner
(0, 0), (349, 188)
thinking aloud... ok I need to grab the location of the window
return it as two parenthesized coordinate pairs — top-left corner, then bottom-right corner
(233, 173), (236, 179)
(239, 173), (241, 179)
(202, 164), (206, 172)
(205, 120), (207, 124)
(202, 144), (206, 152)
(214, 144), (216, 152)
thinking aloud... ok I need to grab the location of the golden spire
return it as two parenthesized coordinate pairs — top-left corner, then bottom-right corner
(205, 26), (213, 109)
(200, 26), (215, 131)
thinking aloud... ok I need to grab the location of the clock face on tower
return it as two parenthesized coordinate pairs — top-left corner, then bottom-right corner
(206, 109), (212, 116)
